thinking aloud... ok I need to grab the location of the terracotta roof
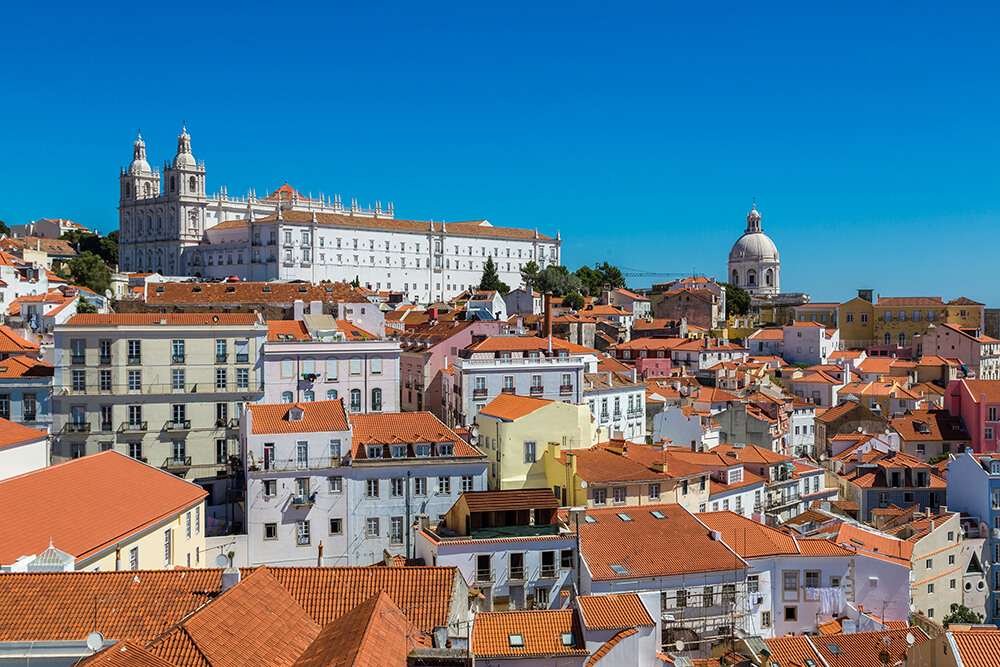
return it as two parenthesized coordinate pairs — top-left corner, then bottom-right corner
(813, 628), (929, 667)
(712, 443), (791, 465)
(956, 379), (1000, 404)
(613, 337), (687, 352)
(1, 236), (78, 256)
(0, 416), (47, 451)
(698, 512), (800, 558)
(877, 296), (944, 306)
(950, 629), (1000, 667)
(579, 503), (745, 581)
(335, 319), (377, 341)
(248, 400), (349, 435)
(472, 610), (586, 659)
(462, 489), (560, 513)
(80, 642), (176, 667)
(466, 335), (596, 355)
(143, 281), (370, 305)
(0, 354), (52, 378)
(267, 320), (311, 341)
(0, 451), (206, 565)
(0, 325), (40, 353)
(350, 411), (481, 458)
(576, 593), (654, 630)
(225, 209), (556, 242)
(65, 313), (260, 327)
(748, 327), (784, 340)
(478, 393), (554, 421)
(764, 636), (825, 667)
(563, 445), (673, 484)
(833, 523), (913, 565)
(890, 410), (970, 442)
(816, 400), (866, 424)
(148, 567), (320, 667)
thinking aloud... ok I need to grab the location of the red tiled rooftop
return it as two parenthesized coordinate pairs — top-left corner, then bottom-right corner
(478, 393), (554, 421)
(248, 400), (349, 435)
(66, 313), (261, 327)
(472, 610), (586, 659)
(577, 593), (654, 630)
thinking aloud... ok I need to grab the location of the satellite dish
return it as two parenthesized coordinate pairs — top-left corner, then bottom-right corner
(580, 480), (588, 489)
(906, 632), (916, 647)
(86, 631), (105, 652)
(674, 640), (685, 652)
(215, 553), (230, 568)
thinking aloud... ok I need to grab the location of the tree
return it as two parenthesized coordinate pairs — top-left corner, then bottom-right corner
(478, 256), (510, 295)
(64, 252), (111, 294)
(562, 291), (585, 310)
(575, 262), (625, 296)
(943, 604), (983, 627)
(723, 282), (751, 319)
(75, 299), (97, 314)
(533, 265), (583, 297)
(0, 220), (9, 236)
(520, 260), (540, 291)
(351, 275), (361, 288)
(62, 230), (119, 267)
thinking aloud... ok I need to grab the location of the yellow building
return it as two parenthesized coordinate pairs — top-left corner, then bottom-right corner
(793, 302), (839, 326)
(836, 292), (984, 354)
(0, 450), (207, 571)
(837, 296), (875, 349)
(475, 393), (598, 490)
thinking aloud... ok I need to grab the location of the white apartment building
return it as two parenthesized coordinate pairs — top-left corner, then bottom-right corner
(652, 405), (721, 451)
(118, 129), (560, 303)
(262, 316), (400, 412)
(583, 370), (646, 442)
(444, 336), (593, 427)
(242, 400), (487, 567)
(782, 322), (840, 366)
(51, 313), (266, 478)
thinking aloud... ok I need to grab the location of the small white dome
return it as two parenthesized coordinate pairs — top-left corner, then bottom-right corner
(173, 152), (196, 169)
(128, 158), (152, 175)
(729, 231), (779, 263)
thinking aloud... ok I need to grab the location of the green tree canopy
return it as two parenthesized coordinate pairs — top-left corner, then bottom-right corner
(478, 256), (510, 295)
(533, 265), (583, 297)
(0, 220), (9, 236)
(519, 260), (540, 291)
(65, 252), (111, 294)
(723, 282), (751, 318)
(61, 230), (119, 268)
(943, 604), (984, 627)
(562, 291), (585, 310)
(75, 299), (98, 314)
(575, 262), (625, 296)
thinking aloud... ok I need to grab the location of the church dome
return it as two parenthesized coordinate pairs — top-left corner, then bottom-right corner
(172, 125), (197, 169)
(128, 132), (152, 175)
(729, 231), (779, 263)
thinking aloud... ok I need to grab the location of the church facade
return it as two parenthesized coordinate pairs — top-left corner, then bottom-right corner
(728, 204), (781, 297)
(118, 128), (561, 304)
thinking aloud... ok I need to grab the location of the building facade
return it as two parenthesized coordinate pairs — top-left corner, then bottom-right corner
(728, 204), (780, 297)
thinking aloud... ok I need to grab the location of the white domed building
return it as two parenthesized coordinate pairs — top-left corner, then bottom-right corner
(728, 204), (780, 297)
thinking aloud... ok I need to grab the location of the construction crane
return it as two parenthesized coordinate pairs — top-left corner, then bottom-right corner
(607, 265), (708, 280)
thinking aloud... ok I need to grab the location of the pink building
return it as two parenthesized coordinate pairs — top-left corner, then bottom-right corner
(924, 323), (1000, 380)
(945, 379), (1000, 453)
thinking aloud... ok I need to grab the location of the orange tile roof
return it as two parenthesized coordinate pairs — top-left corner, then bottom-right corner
(764, 636), (826, 667)
(699, 511), (800, 558)
(334, 319), (377, 341)
(478, 393), (554, 421)
(712, 443), (791, 465)
(350, 411), (481, 458)
(877, 296), (944, 306)
(833, 523), (913, 566)
(248, 400), (349, 435)
(956, 379), (1000, 404)
(577, 593), (654, 630)
(951, 630), (1000, 667)
(148, 567), (320, 667)
(80, 642), (176, 667)
(0, 416), (47, 450)
(267, 319), (311, 341)
(890, 409), (970, 442)
(748, 327), (784, 340)
(462, 489), (559, 513)
(585, 627), (638, 666)
(143, 281), (370, 306)
(0, 354), (52, 379)
(579, 503), (745, 581)
(0, 325), (40, 353)
(0, 451), (206, 565)
(472, 610), (586, 659)
(813, 628), (929, 667)
(562, 445), (673, 484)
(65, 313), (261, 327)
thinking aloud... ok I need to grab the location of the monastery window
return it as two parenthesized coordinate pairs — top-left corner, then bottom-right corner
(899, 333), (906, 347)
(861, 313), (869, 323)
(898, 310), (906, 321)
(188, 176), (196, 192)
(765, 268), (773, 286)
(884, 311), (892, 322)
(884, 333), (891, 345)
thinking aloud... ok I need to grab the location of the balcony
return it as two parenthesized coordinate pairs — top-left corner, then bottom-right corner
(71, 354), (85, 365)
(63, 422), (91, 434)
(472, 387), (488, 398)
(509, 567), (525, 582)
(100, 421), (113, 433)
(127, 355), (141, 365)
(612, 411), (622, 421)
(501, 386), (516, 394)
(165, 420), (191, 431)
(290, 493), (315, 508)
(539, 566), (558, 579)
(215, 353), (227, 363)
(236, 353), (249, 364)
(529, 385), (544, 396)
(171, 354), (185, 364)
(559, 384), (573, 396)
(120, 421), (148, 433)
(162, 456), (192, 471)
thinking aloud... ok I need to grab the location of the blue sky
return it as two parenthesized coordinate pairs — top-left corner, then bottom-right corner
(2, 2), (999, 303)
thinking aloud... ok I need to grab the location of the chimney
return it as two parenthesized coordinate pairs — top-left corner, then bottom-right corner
(293, 299), (305, 321)
(543, 293), (553, 339)
(221, 565), (241, 592)
(309, 300), (323, 315)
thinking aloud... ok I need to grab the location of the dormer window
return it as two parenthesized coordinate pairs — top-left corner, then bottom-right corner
(728, 467), (743, 484)
(415, 444), (431, 457)
(390, 445), (407, 458)
(437, 443), (454, 457)
(288, 407), (304, 422)
(366, 445), (382, 459)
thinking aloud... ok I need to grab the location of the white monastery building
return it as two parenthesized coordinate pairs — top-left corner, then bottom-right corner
(119, 128), (561, 304)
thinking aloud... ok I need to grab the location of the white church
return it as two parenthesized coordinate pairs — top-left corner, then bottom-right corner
(728, 203), (781, 296)
(118, 127), (561, 304)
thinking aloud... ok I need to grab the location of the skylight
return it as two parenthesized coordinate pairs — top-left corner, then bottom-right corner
(508, 634), (525, 648)
(609, 564), (629, 576)
(650, 510), (666, 519)
(584, 516), (597, 524)
(616, 513), (632, 522)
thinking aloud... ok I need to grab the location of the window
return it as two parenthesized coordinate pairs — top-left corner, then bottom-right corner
(350, 358), (362, 375)
(263, 479), (277, 497)
(350, 389), (362, 412)
(215, 339), (227, 362)
(784, 606), (797, 621)
(371, 387), (382, 411)
(702, 586), (714, 606)
(437, 476), (451, 494)
(805, 570), (821, 588)
(523, 441), (536, 463)
(461, 475), (475, 492)
(390, 516), (404, 544)
(171, 339), (185, 362)
(783, 571), (798, 593)
(72, 369), (86, 391)
(236, 368), (249, 389)
(366, 517), (380, 538)
(366, 479), (379, 498)
(127, 339), (141, 364)
(235, 339), (249, 363)
(391, 478), (404, 497)
(129, 547), (139, 570)
(163, 529), (172, 565)
(762, 611), (772, 627)
(172, 368), (185, 391)
(215, 368), (227, 390)
(98, 369), (112, 392)
(612, 487), (627, 504)
(329, 476), (343, 493)
(281, 391), (293, 403)
(414, 477), (427, 496)
(649, 483), (661, 500)
(329, 518), (343, 535)
(925, 558), (933, 569)
(676, 589), (688, 608)
(748, 575), (759, 594)
(296, 441), (309, 468)
(264, 523), (278, 540)
(296, 520), (311, 545)
(593, 488), (607, 505)
(541, 550), (557, 577)
(927, 583), (934, 594)
(561, 549), (573, 569)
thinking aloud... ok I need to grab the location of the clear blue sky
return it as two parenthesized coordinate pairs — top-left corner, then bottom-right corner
(2, 2), (999, 303)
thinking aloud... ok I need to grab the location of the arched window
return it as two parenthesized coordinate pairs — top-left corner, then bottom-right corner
(143, 182), (151, 197)
(125, 183), (132, 197)
(281, 391), (293, 403)
(371, 388), (383, 412)
(170, 176), (176, 192)
(884, 333), (891, 345)
(898, 333), (906, 347)
(189, 176), (197, 193)
(747, 269), (757, 287)
(765, 268), (773, 286)
(303, 390), (315, 402)
(731, 269), (738, 286)
(326, 389), (338, 400)
(349, 389), (362, 412)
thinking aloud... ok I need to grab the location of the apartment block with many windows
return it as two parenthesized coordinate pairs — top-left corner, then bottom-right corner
(51, 313), (266, 478)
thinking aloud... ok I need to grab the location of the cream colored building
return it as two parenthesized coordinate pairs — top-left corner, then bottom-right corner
(52, 313), (266, 479)
(891, 511), (967, 622)
(0, 451), (207, 572)
(474, 393), (598, 490)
